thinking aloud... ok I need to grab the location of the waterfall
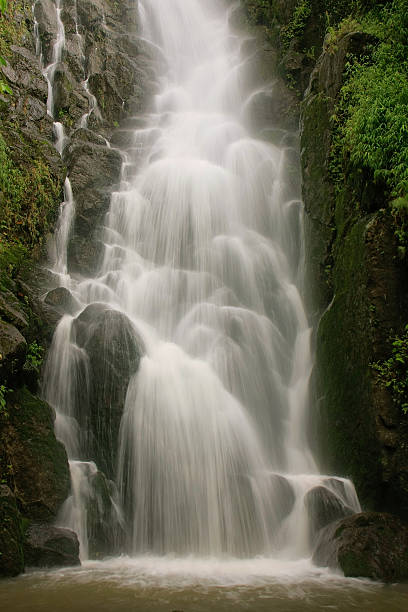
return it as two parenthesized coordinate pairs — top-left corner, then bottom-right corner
(41, 0), (360, 561)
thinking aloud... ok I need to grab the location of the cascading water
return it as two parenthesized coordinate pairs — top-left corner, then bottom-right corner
(42, 0), (360, 563)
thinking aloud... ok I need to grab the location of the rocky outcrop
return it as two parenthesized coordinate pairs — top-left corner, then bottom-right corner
(313, 512), (408, 581)
(0, 486), (24, 577)
(0, 387), (70, 521)
(301, 28), (408, 518)
(24, 523), (80, 568)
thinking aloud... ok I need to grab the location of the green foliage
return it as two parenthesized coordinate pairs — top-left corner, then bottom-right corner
(333, 0), (408, 200)
(24, 342), (44, 374)
(281, 0), (312, 50)
(243, 0), (274, 27)
(390, 197), (408, 259)
(0, 385), (8, 418)
(372, 325), (408, 414)
(324, 16), (362, 53)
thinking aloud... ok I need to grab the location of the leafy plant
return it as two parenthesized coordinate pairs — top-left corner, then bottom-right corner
(0, 384), (9, 418)
(331, 0), (408, 200)
(372, 325), (408, 414)
(281, 0), (312, 50)
(24, 342), (44, 374)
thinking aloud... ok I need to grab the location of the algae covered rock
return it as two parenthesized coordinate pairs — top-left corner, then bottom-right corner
(313, 511), (408, 581)
(24, 524), (80, 568)
(0, 388), (70, 520)
(0, 485), (24, 577)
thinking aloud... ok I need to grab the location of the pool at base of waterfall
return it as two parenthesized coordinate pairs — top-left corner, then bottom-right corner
(1, 558), (407, 611)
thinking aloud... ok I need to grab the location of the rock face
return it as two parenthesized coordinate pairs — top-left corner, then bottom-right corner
(313, 512), (408, 582)
(24, 524), (80, 568)
(0, 486), (24, 577)
(301, 29), (408, 518)
(73, 305), (144, 478)
(0, 321), (27, 385)
(0, 388), (71, 521)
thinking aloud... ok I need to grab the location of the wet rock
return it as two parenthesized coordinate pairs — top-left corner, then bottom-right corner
(8, 46), (48, 102)
(0, 388), (70, 521)
(66, 141), (122, 274)
(34, 0), (59, 66)
(72, 306), (144, 478)
(0, 290), (28, 331)
(15, 278), (62, 344)
(86, 469), (124, 558)
(53, 63), (88, 123)
(313, 512), (408, 582)
(44, 287), (80, 316)
(0, 321), (27, 383)
(0, 486), (24, 577)
(70, 127), (108, 147)
(270, 474), (295, 523)
(24, 524), (80, 568)
(305, 485), (354, 541)
(66, 141), (122, 213)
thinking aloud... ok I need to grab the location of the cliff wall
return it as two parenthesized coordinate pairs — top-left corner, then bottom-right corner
(244, 0), (408, 519)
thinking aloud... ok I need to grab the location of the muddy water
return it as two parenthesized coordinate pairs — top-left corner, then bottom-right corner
(1, 558), (407, 611)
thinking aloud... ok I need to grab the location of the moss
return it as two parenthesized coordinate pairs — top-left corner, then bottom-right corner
(0, 131), (63, 290)
(317, 217), (383, 508)
(0, 0), (29, 60)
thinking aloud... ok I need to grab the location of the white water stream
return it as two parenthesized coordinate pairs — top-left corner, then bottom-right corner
(38, 0), (360, 569)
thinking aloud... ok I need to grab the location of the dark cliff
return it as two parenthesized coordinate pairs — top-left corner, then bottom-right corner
(244, 0), (408, 519)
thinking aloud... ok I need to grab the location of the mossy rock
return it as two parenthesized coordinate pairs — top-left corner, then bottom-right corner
(313, 511), (408, 582)
(23, 523), (80, 568)
(0, 485), (24, 577)
(0, 387), (70, 520)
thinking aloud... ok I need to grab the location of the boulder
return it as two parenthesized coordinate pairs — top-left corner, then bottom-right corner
(44, 287), (80, 316)
(313, 512), (408, 582)
(1, 388), (70, 520)
(305, 485), (354, 541)
(24, 524), (80, 568)
(0, 486), (24, 577)
(72, 306), (144, 478)
(0, 321), (27, 384)
(0, 290), (28, 331)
